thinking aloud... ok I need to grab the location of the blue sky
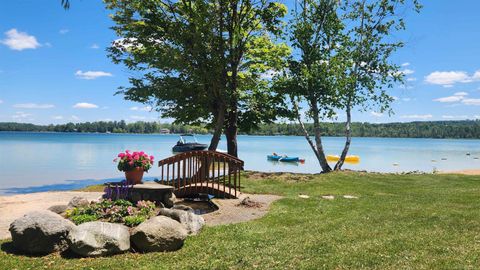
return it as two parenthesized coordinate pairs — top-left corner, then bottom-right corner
(1, 1), (480, 125)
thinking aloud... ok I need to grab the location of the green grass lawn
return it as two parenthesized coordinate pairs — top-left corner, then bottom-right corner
(2, 172), (480, 269)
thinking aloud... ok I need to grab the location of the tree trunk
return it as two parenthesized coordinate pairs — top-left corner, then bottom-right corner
(208, 101), (225, 151)
(293, 99), (331, 173)
(334, 103), (352, 170)
(225, 110), (238, 157)
(310, 101), (332, 173)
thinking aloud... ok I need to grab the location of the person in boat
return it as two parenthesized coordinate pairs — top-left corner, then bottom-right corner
(272, 152), (287, 158)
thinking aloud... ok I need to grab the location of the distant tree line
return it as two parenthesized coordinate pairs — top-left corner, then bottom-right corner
(1, 120), (479, 139)
(0, 121), (208, 134)
(251, 121), (480, 139)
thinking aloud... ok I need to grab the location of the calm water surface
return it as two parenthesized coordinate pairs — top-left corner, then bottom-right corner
(0, 132), (479, 194)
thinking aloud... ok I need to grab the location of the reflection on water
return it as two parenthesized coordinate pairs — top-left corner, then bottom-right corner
(267, 160), (301, 167)
(0, 132), (479, 193)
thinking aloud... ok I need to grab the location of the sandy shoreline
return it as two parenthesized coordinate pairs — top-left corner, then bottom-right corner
(0, 191), (103, 240)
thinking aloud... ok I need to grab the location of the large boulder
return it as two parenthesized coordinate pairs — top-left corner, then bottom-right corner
(158, 208), (205, 235)
(68, 196), (90, 208)
(9, 210), (75, 254)
(131, 216), (188, 252)
(68, 221), (130, 257)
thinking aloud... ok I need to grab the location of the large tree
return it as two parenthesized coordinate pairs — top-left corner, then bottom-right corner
(277, 0), (420, 172)
(104, 0), (289, 157)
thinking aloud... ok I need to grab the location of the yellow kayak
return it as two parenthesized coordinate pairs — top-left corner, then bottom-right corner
(326, 155), (360, 162)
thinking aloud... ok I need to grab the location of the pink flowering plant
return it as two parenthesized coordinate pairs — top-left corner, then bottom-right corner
(114, 150), (154, 172)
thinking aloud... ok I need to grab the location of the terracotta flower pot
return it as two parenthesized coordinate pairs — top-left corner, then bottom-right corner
(125, 167), (144, 185)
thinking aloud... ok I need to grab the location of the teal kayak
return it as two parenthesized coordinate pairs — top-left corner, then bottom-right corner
(267, 155), (302, 162)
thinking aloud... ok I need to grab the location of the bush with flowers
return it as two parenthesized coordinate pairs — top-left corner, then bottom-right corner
(65, 199), (157, 227)
(114, 150), (154, 172)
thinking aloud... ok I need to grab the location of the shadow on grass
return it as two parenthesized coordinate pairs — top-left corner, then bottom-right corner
(1, 241), (87, 260)
(59, 249), (84, 259)
(0, 241), (51, 258)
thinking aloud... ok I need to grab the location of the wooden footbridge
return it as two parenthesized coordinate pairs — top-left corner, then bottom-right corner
(157, 151), (244, 198)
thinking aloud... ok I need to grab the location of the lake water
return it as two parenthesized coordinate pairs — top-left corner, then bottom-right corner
(0, 132), (479, 194)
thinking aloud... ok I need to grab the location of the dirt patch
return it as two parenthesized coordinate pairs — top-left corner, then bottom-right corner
(237, 196), (264, 208)
(203, 193), (282, 226)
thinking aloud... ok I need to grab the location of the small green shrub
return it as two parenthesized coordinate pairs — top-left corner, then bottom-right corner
(71, 214), (99, 225)
(124, 215), (147, 227)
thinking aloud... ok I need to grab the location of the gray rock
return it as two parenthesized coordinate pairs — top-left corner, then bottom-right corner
(131, 216), (187, 252)
(9, 210), (75, 254)
(158, 208), (205, 235)
(68, 221), (130, 257)
(163, 192), (176, 208)
(48, 204), (69, 214)
(68, 196), (90, 208)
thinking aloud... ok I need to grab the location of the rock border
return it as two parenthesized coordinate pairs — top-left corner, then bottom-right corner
(8, 196), (205, 257)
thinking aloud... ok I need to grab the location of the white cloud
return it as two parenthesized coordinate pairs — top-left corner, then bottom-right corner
(425, 71), (472, 87)
(73, 102), (98, 109)
(130, 106), (152, 112)
(406, 77), (417, 82)
(433, 91), (480, 106)
(59, 29), (69, 34)
(1, 29), (41, 51)
(433, 92), (468, 103)
(90, 43), (100, 49)
(462, 98), (480, 106)
(75, 70), (112, 80)
(130, 115), (147, 120)
(474, 115), (480, 119)
(13, 103), (54, 109)
(400, 114), (433, 120)
(52, 115), (63, 120)
(473, 70), (480, 80)
(401, 69), (415, 75)
(71, 115), (80, 121)
(0, 99), (3, 104)
(12, 111), (33, 120)
(370, 111), (383, 117)
(402, 98), (411, 102)
(401, 62), (410, 67)
(442, 115), (468, 119)
(434, 96), (464, 103)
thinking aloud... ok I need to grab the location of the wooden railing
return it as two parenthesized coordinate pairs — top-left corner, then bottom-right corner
(157, 151), (244, 198)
